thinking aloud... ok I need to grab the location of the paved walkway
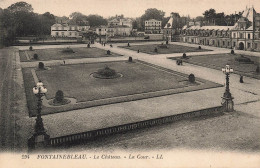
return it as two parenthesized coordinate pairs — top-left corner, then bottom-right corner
(18, 87), (258, 138)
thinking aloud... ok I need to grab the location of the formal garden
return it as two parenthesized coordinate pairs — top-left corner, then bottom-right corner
(19, 47), (122, 62)
(169, 53), (260, 79)
(22, 60), (221, 116)
(119, 43), (211, 54)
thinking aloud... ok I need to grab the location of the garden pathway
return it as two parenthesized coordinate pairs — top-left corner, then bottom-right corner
(16, 42), (260, 142)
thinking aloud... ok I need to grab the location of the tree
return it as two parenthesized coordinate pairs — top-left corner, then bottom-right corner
(69, 12), (88, 26)
(87, 14), (107, 27)
(83, 32), (98, 41)
(132, 20), (138, 29)
(203, 8), (216, 24)
(38, 12), (56, 35)
(7, 1), (33, 13)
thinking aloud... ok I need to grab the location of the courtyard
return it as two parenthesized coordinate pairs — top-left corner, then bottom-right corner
(169, 53), (260, 79)
(19, 47), (122, 62)
(22, 60), (221, 116)
(119, 43), (211, 54)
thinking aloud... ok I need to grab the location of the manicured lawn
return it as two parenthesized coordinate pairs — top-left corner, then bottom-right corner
(119, 44), (211, 54)
(19, 47), (122, 62)
(23, 60), (221, 116)
(169, 53), (260, 79)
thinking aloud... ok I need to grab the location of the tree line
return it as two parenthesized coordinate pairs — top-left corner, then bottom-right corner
(0, 1), (242, 47)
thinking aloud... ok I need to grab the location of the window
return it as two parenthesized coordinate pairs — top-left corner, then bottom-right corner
(223, 41), (225, 45)
(56, 32), (59, 36)
(233, 33), (236, 38)
(61, 32), (64, 36)
(240, 33), (243, 38)
(69, 32), (72, 36)
(248, 43), (251, 48)
(255, 43), (258, 49)
(248, 34), (251, 39)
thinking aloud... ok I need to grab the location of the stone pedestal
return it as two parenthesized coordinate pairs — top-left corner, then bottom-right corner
(28, 132), (50, 151)
(221, 95), (234, 112)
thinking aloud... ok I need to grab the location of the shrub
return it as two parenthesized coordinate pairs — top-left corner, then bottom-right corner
(256, 66), (260, 73)
(62, 47), (74, 53)
(176, 59), (182, 65)
(198, 46), (201, 49)
(182, 53), (187, 59)
(235, 55), (253, 64)
(154, 47), (158, 52)
(54, 90), (64, 103)
(231, 50), (235, 54)
(33, 54), (38, 60)
(128, 56), (133, 62)
(107, 50), (111, 55)
(38, 62), (45, 69)
(188, 74), (195, 83)
(97, 65), (116, 77)
(29, 46), (33, 51)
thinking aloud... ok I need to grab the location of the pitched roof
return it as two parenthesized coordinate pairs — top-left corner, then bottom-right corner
(146, 19), (161, 22)
(164, 17), (173, 29)
(184, 25), (235, 31)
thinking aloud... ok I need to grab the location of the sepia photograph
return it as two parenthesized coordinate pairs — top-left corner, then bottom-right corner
(0, 0), (260, 167)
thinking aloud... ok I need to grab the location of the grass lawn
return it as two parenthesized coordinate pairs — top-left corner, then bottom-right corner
(169, 53), (260, 79)
(119, 44), (211, 54)
(22, 60), (221, 116)
(19, 47), (122, 62)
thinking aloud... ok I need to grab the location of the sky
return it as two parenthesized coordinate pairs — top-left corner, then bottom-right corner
(1, 0), (260, 18)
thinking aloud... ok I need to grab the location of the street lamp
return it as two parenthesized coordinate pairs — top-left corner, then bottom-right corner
(28, 81), (50, 150)
(221, 65), (234, 112)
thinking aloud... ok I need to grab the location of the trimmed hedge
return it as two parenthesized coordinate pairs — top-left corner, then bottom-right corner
(33, 53), (38, 60)
(189, 74), (195, 83)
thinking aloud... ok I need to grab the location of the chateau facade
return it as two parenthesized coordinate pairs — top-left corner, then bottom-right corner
(179, 7), (260, 51)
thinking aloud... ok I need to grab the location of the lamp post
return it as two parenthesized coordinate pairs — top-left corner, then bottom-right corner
(221, 65), (234, 112)
(28, 81), (50, 151)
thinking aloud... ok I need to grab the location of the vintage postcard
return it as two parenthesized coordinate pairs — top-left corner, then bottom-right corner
(0, 0), (260, 167)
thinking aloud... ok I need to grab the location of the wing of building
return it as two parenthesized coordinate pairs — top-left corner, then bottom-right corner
(179, 7), (260, 51)
(51, 22), (90, 38)
(95, 17), (133, 37)
(144, 19), (162, 34)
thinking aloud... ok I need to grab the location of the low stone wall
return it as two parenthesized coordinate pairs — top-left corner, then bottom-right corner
(48, 106), (223, 147)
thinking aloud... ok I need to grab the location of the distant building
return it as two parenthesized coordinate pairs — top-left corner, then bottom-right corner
(96, 18), (133, 37)
(180, 7), (260, 51)
(96, 26), (108, 36)
(108, 18), (132, 28)
(145, 19), (162, 34)
(51, 23), (90, 37)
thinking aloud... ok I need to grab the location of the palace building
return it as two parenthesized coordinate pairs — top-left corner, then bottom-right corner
(179, 7), (260, 52)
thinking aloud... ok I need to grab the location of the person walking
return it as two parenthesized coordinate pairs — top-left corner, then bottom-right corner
(240, 75), (244, 83)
